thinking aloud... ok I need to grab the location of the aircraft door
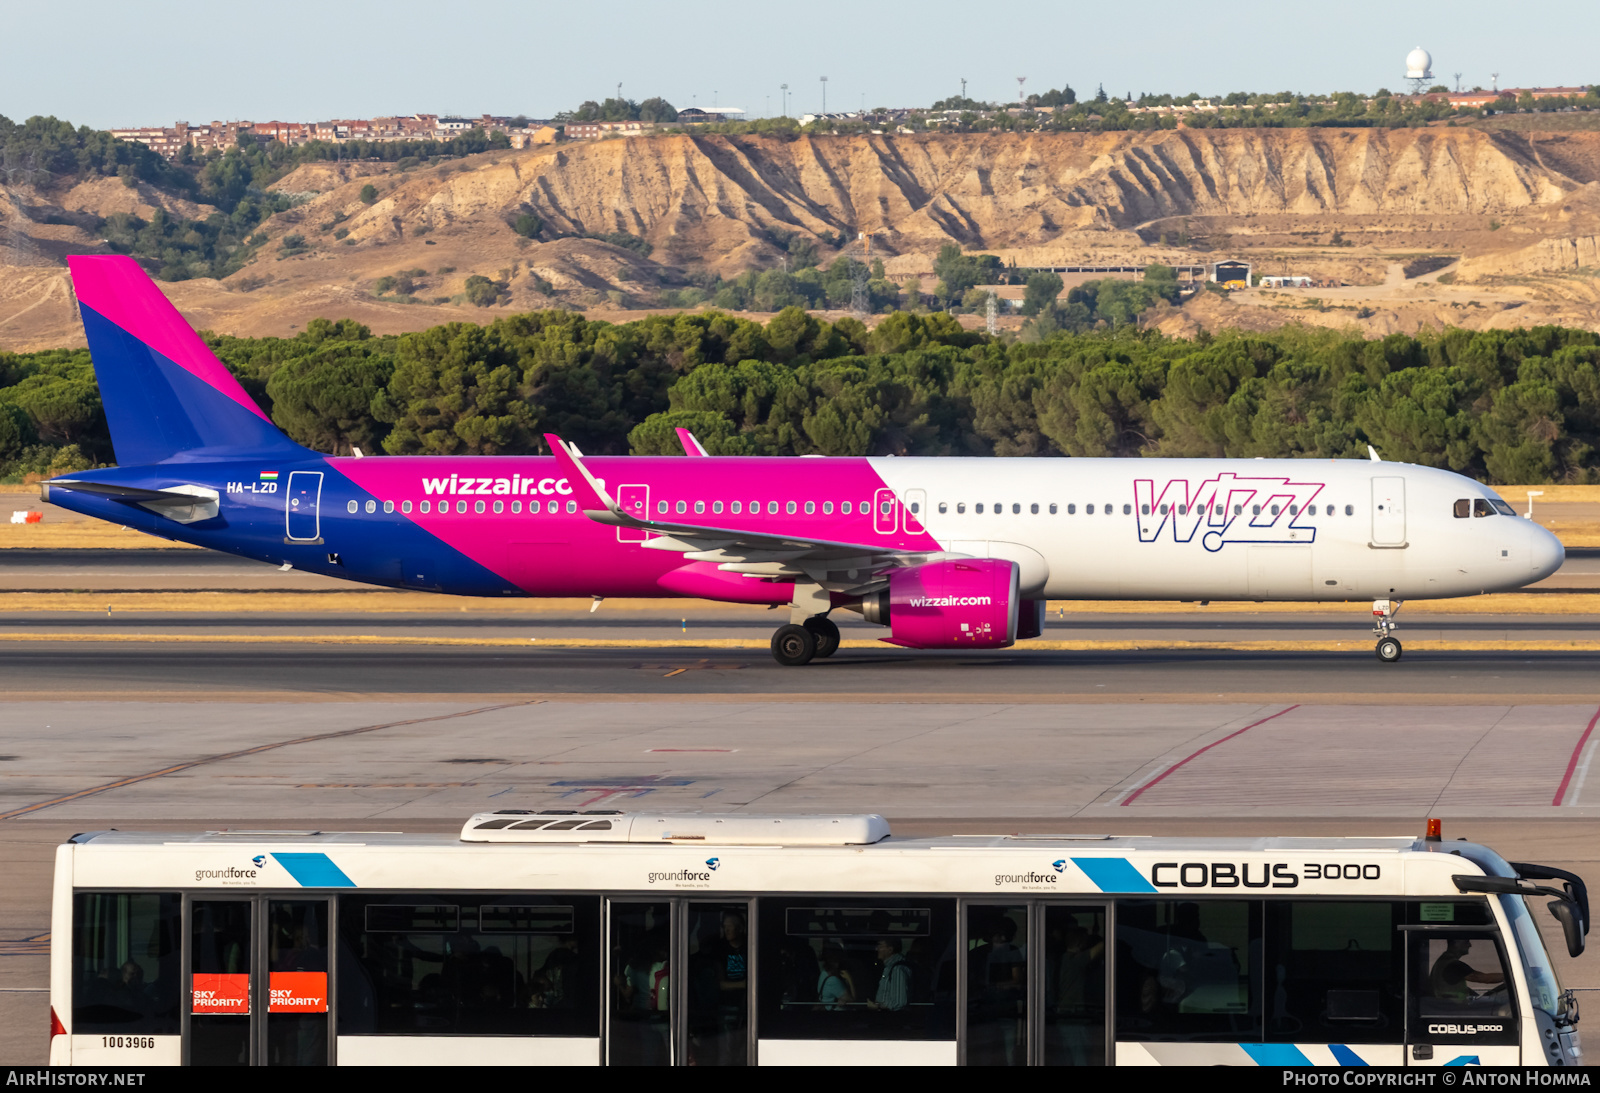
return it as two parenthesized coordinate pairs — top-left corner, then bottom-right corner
(903, 488), (927, 534)
(617, 484), (650, 543)
(874, 488), (899, 536)
(285, 472), (323, 543)
(1371, 477), (1406, 546)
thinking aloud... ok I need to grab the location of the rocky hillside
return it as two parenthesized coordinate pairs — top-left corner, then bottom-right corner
(5, 127), (1600, 349)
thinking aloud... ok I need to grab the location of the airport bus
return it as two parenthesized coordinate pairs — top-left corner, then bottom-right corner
(50, 814), (1586, 1067)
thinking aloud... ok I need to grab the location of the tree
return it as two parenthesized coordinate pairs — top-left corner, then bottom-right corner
(637, 97), (678, 123)
(511, 212), (543, 238)
(1021, 272), (1064, 316)
(359, 183), (378, 205)
(265, 341), (395, 454)
(464, 275), (507, 307)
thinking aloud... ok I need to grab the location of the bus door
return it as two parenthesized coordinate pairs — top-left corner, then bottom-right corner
(1404, 918), (1520, 1066)
(960, 902), (1108, 1065)
(606, 898), (754, 1065)
(185, 896), (332, 1065)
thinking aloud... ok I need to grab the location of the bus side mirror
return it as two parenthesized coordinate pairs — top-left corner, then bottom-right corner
(1550, 900), (1585, 959)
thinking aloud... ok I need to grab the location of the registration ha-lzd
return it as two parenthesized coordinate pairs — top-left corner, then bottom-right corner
(51, 815), (1586, 1066)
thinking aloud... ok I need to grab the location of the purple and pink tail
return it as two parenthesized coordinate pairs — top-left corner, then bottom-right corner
(68, 255), (305, 465)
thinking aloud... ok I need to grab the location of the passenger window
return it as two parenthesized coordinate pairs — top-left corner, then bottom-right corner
(402, 501), (412, 514)
(937, 502), (946, 514)
(548, 500), (559, 514)
(1116, 900), (1261, 1042)
(1159, 504), (1168, 516)
(823, 502), (833, 514)
(712, 501), (723, 515)
(732, 501), (742, 514)
(1049, 503), (1057, 515)
(806, 501), (816, 515)
(347, 500), (358, 513)
(1252, 505), (1261, 516)
(1012, 503), (1020, 514)
(994, 503), (1002, 516)
(1264, 901), (1404, 1044)
(511, 501), (521, 514)
(658, 501), (668, 515)
(1142, 505), (1151, 516)
(1067, 504), (1075, 515)
(473, 500), (485, 514)
(1345, 505), (1354, 516)
(976, 503), (985, 514)
(1270, 504), (1280, 516)
(1234, 504), (1243, 516)
(1325, 504), (1334, 516)
(768, 502), (779, 515)
(338, 894), (600, 1037)
(1287, 505), (1297, 516)
(1473, 499), (1495, 518)
(757, 899), (956, 1042)
(457, 501), (468, 514)
(1086, 504), (1095, 515)
(957, 503), (966, 514)
(910, 501), (920, 514)
(841, 502), (851, 515)
(566, 501), (577, 514)
(676, 501), (687, 515)
(73, 892), (181, 1035)
(695, 501), (705, 515)
(363, 500), (374, 514)
(493, 500), (504, 514)
(383, 501), (394, 514)
(1030, 503), (1039, 515)
(420, 500), (431, 514)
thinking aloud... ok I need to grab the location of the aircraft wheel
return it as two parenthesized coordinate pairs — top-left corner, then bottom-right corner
(804, 617), (841, 658)
(1375, 637), (1403, 663)
(772, 624), (817, 666)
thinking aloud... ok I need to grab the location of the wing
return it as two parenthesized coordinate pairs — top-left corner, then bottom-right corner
(544, 433), (952, 595)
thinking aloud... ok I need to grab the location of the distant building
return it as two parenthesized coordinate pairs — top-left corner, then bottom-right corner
(509, 125), (559, 148)
(1211, 259), (1252, 287)
(1259, 275), (1312, 288)
(564, 120), (660, 139)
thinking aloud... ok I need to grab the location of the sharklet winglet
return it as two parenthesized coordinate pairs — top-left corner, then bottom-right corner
(543, 433), (618, 513)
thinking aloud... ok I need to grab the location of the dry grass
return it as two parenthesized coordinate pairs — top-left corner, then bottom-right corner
(0, 522), (197, 549)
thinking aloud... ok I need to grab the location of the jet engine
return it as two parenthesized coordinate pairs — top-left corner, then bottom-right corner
(848, 559), (1020, 649)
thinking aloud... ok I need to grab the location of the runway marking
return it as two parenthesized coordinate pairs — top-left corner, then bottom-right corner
(1121, 706), (1301, 806)
(3, 633), (1600, 653)
(1553, 704), (1600, 806)
(0, 700), (543, 822)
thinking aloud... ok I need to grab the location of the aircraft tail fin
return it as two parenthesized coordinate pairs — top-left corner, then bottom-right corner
(67, 255), (305, 465)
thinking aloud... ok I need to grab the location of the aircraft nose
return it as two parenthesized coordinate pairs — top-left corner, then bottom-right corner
(1529, 522), (1565, 583)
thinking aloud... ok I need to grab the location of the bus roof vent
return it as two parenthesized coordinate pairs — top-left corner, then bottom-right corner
(460, 812), (891, 846)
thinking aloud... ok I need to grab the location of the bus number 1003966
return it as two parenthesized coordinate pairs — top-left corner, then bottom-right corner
(99, 1036), (157, 1049)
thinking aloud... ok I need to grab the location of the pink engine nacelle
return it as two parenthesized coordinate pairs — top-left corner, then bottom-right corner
(879, 559), (1020, 649)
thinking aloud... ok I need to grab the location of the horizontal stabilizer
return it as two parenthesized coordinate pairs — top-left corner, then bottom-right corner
(45, 480), (220, 524)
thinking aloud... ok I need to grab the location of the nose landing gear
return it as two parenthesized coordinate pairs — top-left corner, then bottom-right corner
(1372, 598), (1404, 663)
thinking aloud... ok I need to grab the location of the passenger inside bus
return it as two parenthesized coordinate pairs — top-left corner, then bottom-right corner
(866, 938), (912, 1011)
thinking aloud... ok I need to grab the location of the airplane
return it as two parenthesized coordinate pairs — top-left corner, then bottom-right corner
(40, 255), (1565, 666)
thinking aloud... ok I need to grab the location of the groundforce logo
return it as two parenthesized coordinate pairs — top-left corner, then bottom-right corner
(648, 868), (713, 884)
(194, 865), (258, 883)
(994, 871), (1059, 887)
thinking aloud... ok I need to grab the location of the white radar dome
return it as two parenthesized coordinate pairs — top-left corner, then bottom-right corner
(1405, 47), (1433, 80)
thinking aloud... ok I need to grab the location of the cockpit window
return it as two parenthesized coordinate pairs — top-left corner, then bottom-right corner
(1453, 499), (1471, 519)
(1473, 499), (1497, 518)
(1491, 499), (1516, 517)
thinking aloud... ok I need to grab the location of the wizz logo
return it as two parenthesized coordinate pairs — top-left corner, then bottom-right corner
(1134, 473), (1325, 553)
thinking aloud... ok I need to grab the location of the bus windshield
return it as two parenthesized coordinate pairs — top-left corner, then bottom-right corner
(1500, 894), (1568, 1021)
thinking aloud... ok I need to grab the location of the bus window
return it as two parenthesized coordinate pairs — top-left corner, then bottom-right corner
(336, 894), (600, 1038)
(1264, 901), (1404, 1043)
(966, 905), (1028, 1066)
(686, 902), (751, 1066)
(1042, 906), (1106, 1066)
(1116, 901), (1260, 1042)
(72, 892), (180, 1036)
(265, 901), (329, 1066)
(757, 899), (956, 1042)
(609, 902), (672, 1065)
(191, 901), (252, 1066)
(1406, 900), (1516, 1047)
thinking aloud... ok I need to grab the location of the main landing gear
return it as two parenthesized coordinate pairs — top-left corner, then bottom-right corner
(1372, 598), (1404, 663)
(770, 616), (840, 666)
